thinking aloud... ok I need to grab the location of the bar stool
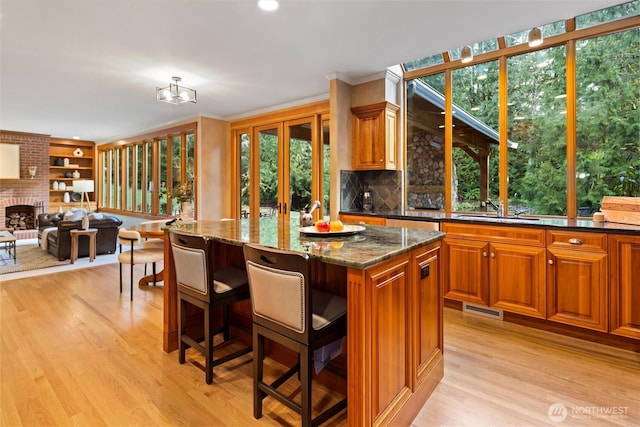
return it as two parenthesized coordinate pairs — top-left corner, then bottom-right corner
(243, 243), (347, 427)
(118, 229), (164, 300)
(169, 231), (252, 384)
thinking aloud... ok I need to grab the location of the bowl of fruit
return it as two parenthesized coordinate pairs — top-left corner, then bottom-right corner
(299, 220), (365, 236)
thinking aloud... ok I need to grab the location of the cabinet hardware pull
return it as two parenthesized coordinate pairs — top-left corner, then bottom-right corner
(490, 253), (495, 258)
(548, 259), (554, 265)
(482, 252), (487, 257)
(568, 238), (583, 245)
(379, 159), (383, 163)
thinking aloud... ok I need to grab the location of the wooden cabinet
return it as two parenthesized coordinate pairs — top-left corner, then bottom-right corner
(609, 234), (640, 339)
(441, 223), (547, 318)
(49, 138), (95, 212)
(412, 244), (442, 386)
(347, 240), (443, 426)
(351, 101), (399, 170)
(547, 231), (608, 332)
(340, 214), (386, 226)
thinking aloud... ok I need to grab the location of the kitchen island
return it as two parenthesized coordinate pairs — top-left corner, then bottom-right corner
(162, 217), (445, 426)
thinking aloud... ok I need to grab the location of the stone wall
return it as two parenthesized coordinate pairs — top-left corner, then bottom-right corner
(406, 130), (457, 210)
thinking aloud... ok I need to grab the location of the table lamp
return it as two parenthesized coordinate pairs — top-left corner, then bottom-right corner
(72, 179), (94, 211)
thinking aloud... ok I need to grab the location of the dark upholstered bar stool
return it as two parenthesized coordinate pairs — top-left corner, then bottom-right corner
(243, 243), (347, 427)
(169, 231), (252, 384)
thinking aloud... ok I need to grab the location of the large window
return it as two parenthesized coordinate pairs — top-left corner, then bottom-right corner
(576, 29), (640, 214)
(404, 2), (639, 217)
(452, 60), (499, 212)
(507, 46), (567, 216)
(98, 125), (196, 216)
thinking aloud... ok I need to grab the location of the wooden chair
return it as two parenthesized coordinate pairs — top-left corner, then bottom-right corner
(117, 229), (164, 300)
(243, 243), (347, 427)
(169, 231), (252, 384)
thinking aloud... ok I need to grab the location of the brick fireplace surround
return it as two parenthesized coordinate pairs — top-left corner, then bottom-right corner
(0, 130), (51, 239)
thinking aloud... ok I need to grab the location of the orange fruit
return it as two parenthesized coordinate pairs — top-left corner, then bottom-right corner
(329, 220), (344, 232)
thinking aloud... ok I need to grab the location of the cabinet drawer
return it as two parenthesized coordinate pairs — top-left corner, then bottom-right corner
(547, 231), (606, 252)
(441, 223), (545, 246)
(340, 214), (386, 226)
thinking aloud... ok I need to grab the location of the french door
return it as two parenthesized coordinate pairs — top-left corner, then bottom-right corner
(236, 115), (327, 220)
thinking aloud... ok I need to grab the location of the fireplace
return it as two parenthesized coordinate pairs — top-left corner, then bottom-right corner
(5, 202), (44, 230)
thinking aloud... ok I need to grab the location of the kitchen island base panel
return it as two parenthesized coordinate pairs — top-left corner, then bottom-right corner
(162, 220), (445, 426)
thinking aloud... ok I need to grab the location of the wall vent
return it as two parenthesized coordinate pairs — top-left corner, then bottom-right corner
(462, 303), (504, 320)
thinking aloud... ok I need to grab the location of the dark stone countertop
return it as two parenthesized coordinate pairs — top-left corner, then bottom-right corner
(339, 209), (640, 235)
(166, 217), (445, 269)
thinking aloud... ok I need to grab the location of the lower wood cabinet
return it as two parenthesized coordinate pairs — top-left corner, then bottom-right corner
(412, 244), (442, 385)
(609, 234), (640, 339)
(347, 240), (443, 426)
(441, 223), (546, 318)
(546, 231), (608, 332)
(339, 213), (386, 226)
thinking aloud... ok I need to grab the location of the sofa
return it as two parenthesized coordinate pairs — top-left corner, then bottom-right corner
(38, 211), (123, 260)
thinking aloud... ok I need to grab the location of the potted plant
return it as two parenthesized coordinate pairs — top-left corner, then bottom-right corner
(169, 180), (194, 219)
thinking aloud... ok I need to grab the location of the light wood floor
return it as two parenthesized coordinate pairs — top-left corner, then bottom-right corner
(1, 264), (638, 426)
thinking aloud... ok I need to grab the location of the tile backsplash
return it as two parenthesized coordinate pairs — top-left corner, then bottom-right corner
(341, 170), (402, 212)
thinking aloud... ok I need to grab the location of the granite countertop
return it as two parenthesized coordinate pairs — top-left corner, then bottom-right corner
(166, 217), (445, 269)
(340, 209), (640, 234)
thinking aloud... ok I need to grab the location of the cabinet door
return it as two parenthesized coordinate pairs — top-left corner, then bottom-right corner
(367, 255), (411, 421)
(412, 244), (442, 386)
(490, 243), (546, 318)
(351, 102), (398, 171)
(547, 248), (608, 331)
(443, 237), (489, 306)
(352, 107), (385, 170)
(610, 234), (640, 339)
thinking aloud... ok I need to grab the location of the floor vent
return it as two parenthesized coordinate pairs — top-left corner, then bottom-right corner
(462, 303), (504, 320)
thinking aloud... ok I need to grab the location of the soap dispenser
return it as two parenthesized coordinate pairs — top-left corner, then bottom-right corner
(362, 187), (373, 212)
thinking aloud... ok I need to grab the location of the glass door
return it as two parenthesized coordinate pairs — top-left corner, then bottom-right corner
(242, 116), (325, 221)
(252, 123), (282, 218)
(285, 118), (314, 223)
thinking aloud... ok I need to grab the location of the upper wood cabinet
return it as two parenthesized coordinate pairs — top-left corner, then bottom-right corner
(351, 101), (399, 170)
(609, 234), (640, 339)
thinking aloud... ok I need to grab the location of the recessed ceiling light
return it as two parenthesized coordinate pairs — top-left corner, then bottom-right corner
(73, 136), (80, 140)
(258, 0), (279, 11)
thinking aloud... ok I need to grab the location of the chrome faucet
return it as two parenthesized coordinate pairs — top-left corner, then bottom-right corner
(483, 199), (504, 217)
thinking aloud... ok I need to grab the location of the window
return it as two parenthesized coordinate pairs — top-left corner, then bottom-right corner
(403, 1), (639, 217)
(576, 29), (640, 214)
(98, 124), (196, 216)
(452, 60), (499, 212)
(507, 46), (567, 216)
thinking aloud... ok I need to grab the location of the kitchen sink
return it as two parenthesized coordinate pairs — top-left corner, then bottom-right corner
(454, 214), (540, 222)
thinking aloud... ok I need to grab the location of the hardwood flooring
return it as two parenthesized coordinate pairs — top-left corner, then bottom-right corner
(1, 264), (638, 426)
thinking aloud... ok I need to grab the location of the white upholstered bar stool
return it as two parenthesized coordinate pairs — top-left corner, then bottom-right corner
(243, 243), (348, 427)
(117, 229), (164, 300)
(169, 231), (252, 384)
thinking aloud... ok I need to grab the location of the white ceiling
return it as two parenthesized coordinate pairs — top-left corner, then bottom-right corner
(0, 0), (626, 143)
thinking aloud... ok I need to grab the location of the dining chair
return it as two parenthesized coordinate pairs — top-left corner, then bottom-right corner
(243, 243), (347, 427)
(169, 231), (252, 384)
(117, 229), (164, 300)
